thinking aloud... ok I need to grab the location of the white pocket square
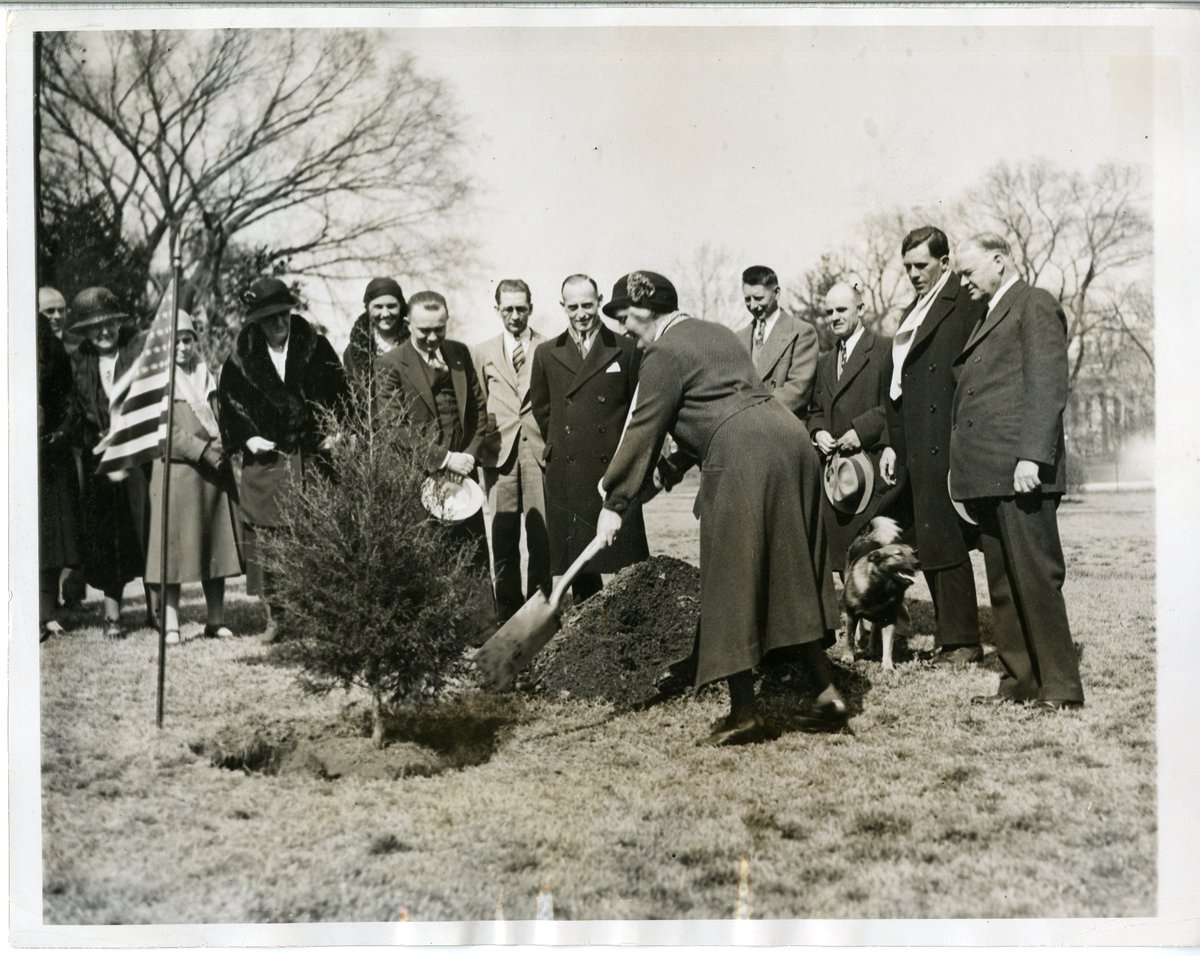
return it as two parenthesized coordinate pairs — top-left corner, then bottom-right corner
(605, 361), (622, 373)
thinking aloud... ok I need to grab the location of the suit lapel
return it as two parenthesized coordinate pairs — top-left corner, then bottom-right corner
(834, 329), (875, 400)
(567, 329), (620, 397)
(962, 279), (1023, 355)
(548, 334), (582, 377)
(488, 336), (518, 393)
(398, 341), (437, 417)
(756, 313), (793, 376)
(517, 330), (541, 397)
(907, 276), (958, 357)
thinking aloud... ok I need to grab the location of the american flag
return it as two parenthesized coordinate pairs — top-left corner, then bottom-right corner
(94, 305), (177, 481)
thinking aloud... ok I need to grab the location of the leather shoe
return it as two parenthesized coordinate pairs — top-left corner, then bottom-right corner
(970, 693), (1016, 706)
(707, 714), (769, 746)
(794, 698), (851, 733)
(1032, 699), (1083, 713)
(930, 645), (984, 667)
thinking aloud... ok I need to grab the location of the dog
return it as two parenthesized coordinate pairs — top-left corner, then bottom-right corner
(839, 516), (919, 671)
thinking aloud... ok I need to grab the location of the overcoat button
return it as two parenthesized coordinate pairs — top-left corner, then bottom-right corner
(601, 455), (609, 463)
(929, 404), (936, 413)
(568, 456), (575, 463)
(931, 446), (939, 455)
(967, 419), (973, 427)
(967, 387), (974, 395)
(929, 363), (936, 372)
(952, 424), (958, 431)
(974, 356), (982, 364)
(597, 396), (606, 403)
(599, 426), (606, 434)
(567, 398), (573, 405)
(564, 425), (572, 435)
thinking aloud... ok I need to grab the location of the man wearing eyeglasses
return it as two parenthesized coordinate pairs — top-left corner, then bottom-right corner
(473, 279), (551, 624)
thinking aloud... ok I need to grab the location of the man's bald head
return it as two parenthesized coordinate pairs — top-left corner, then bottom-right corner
(39, 287), (68, 336)
(823, 282), (865, 341)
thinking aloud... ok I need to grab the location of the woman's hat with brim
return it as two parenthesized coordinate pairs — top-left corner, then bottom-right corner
(69, 287), (129, 332)
(824, 451), (875, 515)
(421, 475), (485, 524)
(241, 277), (297, 322)
(602, 271), (679, 318)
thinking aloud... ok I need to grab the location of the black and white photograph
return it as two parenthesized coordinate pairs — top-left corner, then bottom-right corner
(7, 3), (1199, 947)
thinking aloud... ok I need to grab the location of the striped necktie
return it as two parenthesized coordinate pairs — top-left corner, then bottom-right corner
(836, 340), (847, 380)
(512, 338), (525, 374)
(753, 318), (766, 352)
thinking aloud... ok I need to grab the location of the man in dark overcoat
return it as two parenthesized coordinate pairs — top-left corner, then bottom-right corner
(951, 233), (1083, 711)
(373, 290), (495, 577)
(879, 226), (986, 667)
(530, 274), (648, 602)
(736, 265), (819, 421)
(806, 281), (892, 566)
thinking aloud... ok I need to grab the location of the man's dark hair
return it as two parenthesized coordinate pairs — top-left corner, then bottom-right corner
(408, 290), (448, 313)
(901, 226), (950, 259)
(741, 265), (779, 288)
(560, 274), (600, 298)
(494, 279), (532, 305)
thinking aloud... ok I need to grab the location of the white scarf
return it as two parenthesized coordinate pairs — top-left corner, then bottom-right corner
(174, 359), (221, 440)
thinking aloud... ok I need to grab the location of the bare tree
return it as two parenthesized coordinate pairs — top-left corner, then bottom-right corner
(39, 30), (472, 318)
(671, 242), (744, 327)
(954, 158), (1151, 386)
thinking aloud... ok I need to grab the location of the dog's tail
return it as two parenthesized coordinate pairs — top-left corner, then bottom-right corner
(867, 515), (903, 546)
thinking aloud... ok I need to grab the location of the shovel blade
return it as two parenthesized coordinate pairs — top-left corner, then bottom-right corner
(471, 592), (560, 690)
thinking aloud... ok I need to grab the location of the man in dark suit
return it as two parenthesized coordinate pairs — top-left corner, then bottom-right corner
(952, 233), (1083, 711)
(529, 274), (649, 602)
(807, 281), (892, 567)
(736, 265), (819, 420)
(879, 226), (986, 667)
(473, 279), (550, 622)
(374, 290), (495, 575)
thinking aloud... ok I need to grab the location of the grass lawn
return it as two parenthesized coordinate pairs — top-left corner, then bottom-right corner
(39, 485), (1155, 923)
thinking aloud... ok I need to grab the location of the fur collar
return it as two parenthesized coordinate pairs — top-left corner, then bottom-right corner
(231, 313), (318, 391)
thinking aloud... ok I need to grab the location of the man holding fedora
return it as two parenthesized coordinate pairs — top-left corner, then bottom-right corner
(373, 290), (495, 581)
(807, 281), (893, 569)
(473, 279), (551, 624)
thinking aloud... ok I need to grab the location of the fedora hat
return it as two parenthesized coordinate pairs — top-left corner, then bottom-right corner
(421, 475), (485, 525)
(70, 287), (129, 332)
(824, 451), (875, 515)
(947, 471), (978, 526)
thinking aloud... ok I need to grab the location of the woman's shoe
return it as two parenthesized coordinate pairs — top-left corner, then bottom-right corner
(203, 624), (233, 639)
(40, 620), (64, 643)
(104, 619), (124, 639)
(165, 630), (181, 646)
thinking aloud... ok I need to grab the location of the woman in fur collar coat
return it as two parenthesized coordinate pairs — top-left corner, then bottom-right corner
(217, 278), (348, 636)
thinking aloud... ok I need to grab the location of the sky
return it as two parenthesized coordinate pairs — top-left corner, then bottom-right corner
(300, 22), (1153, 349)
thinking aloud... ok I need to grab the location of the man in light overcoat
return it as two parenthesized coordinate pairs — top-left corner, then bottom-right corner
(473, 279), (551, 623)
(737, 265), (819, 421)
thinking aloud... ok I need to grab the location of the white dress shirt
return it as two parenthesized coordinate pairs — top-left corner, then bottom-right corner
(503, 328), (532, 369)
(267, 339), (289, 381)
(988, 273), (1020, 315)
(751, 307), (781, 356)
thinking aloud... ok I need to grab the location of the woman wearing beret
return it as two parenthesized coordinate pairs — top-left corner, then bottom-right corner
(217, 277), (349, 639)
(144, 313), (243, 645)
(69, 287), (152, 638)
(596, 271), (846, 745)
(343, 277), (408, 385)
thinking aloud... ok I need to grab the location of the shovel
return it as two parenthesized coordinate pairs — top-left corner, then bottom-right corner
(472, 534), (607, 690)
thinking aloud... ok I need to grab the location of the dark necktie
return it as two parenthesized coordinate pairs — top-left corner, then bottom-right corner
(512, 338), (525, 374)
(836, 340), (847, 380)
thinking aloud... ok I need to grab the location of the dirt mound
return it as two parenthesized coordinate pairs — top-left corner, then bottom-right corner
(525, 556), (701, 709)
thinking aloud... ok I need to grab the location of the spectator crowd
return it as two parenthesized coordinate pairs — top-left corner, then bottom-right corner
(36, 223), (1085, 743)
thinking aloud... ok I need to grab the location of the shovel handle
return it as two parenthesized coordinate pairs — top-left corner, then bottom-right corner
(548, 535), (606, 608)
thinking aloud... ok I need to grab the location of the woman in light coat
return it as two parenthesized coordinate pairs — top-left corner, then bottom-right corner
(144, 313), (243, 644)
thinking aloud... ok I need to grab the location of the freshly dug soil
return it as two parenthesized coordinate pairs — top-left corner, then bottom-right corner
(526, 555), (701, 709)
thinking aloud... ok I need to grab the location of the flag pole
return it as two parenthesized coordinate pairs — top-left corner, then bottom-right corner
(156, 238), (183, 728)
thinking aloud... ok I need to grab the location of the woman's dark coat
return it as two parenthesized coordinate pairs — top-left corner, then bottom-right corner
(71, 325), (150, 594)
(38, 314), (81, 572)
(217, 313), (349, 528)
